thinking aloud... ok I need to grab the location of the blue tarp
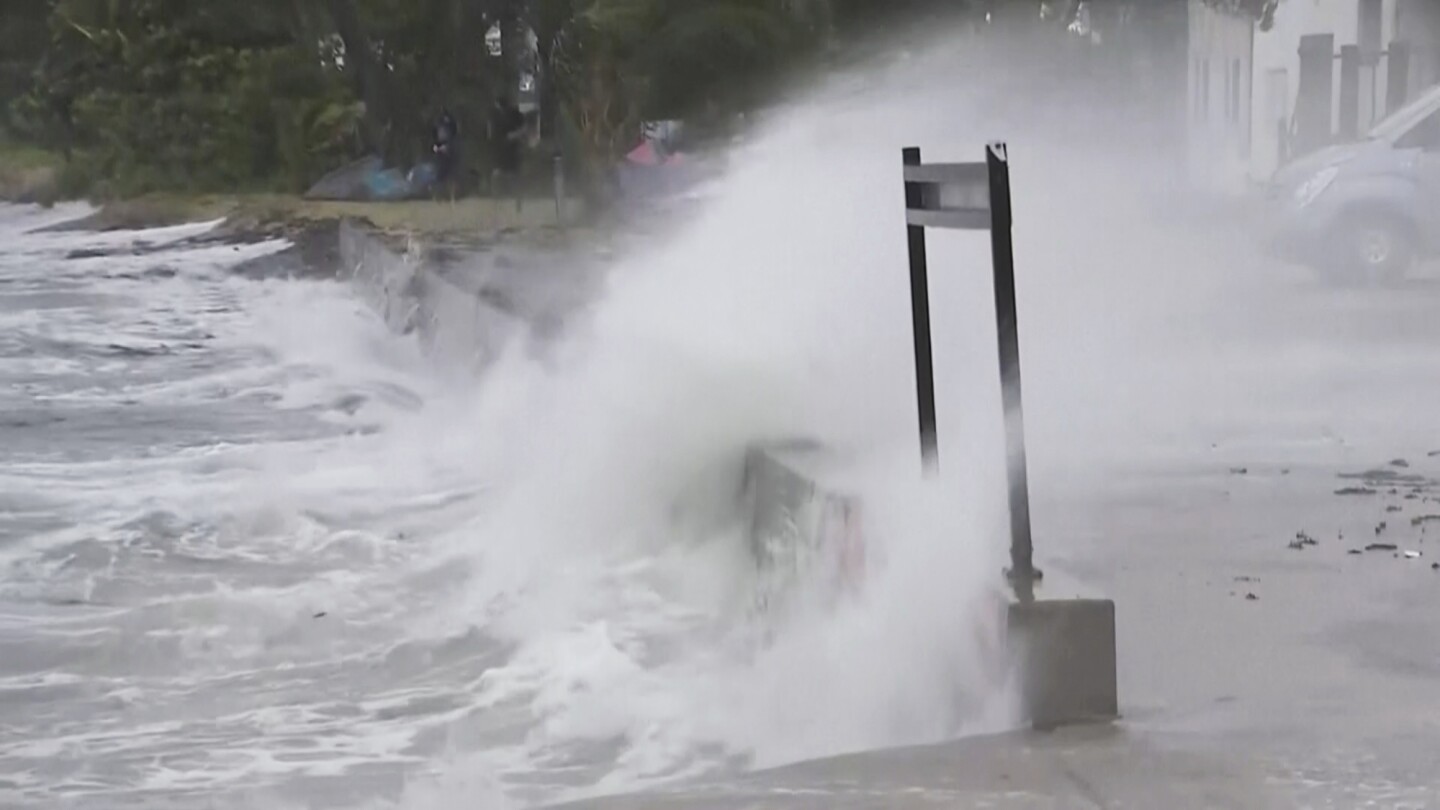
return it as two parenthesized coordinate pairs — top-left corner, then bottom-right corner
(305, 155), (440, 202)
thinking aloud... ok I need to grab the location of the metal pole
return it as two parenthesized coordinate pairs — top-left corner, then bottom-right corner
(986, 142), (1038, 592)
(902, 147), (939, 476)
(553, 152), (565, 229)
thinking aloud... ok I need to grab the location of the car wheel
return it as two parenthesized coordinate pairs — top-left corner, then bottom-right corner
(1320, 214), (1415, 286)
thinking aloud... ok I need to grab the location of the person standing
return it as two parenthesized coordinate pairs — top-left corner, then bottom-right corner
(431, 108), (461, 201)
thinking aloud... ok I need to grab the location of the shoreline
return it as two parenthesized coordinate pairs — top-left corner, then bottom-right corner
(29, 193), (590, 239)
(7, 192), (609, 280)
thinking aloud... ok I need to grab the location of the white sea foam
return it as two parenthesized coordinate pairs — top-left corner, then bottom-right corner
(7, 20), (1440, 810)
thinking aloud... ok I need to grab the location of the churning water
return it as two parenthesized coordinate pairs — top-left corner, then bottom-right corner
(9, 26), (1436, 810)
(0, 109), (1009, 810)
(0, 186), (1005, 810)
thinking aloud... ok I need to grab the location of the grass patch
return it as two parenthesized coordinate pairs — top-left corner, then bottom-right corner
(0, 140), (62, 202)
(0, 140), (61, 172)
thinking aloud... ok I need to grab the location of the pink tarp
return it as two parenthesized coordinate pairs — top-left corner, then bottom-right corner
(625, 140), (687, 167)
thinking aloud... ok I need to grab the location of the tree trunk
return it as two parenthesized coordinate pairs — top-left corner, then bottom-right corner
(327, 0), (390, 156)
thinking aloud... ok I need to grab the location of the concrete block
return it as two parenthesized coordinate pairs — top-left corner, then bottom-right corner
(742, 441), (864, 620)
(1006, 597), (1118, 729)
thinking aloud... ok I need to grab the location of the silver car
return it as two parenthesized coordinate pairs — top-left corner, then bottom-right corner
(1264, 82), (1440, 284)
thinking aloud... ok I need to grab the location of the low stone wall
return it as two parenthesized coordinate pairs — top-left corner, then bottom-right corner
(333, 220), (1117, 726)
(338, 220), (867, 613)
(338, 219), (525, 372)
(742, 440), (866, 619)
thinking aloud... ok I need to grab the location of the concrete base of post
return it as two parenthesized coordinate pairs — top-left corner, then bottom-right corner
(1006, 593), (1118, 730)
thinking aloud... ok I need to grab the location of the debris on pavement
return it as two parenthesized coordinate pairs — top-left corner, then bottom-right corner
(1366, 543), (1399, 552)
(1387, 505), (1403, 513)
(1404, 550), (1423, 560)
(1412, 515), (1440, 528)
(1335, 487), (1378, 496)
(1244, 593), (1259, 601)
(1289, 531), (1319, 550)
(1391, 459), (1410, 468)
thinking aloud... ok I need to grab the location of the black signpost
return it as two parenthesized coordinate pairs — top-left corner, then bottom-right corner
(901, 142), (1041, 596)
(900, 142), (1117, 729)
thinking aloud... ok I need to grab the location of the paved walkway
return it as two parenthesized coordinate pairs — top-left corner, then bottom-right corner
(551, 725), (1288, 808)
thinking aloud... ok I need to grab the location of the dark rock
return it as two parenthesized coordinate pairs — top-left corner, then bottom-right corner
(332, 394), (367, 415)
(1348, 549), (1363, 555)
(1229, 467), (1248, 475)
(1412, 515), (1440, 528)
(313, 612), (328, 619)
(1339, 469), (1427, 484)
(1335, 487), (1378, 496)
(1245, 593), (1259, 601)
(1366, 543), (1399, 552)
(1387, 505), (1403, 513)
(1391, 459), (1411, 468)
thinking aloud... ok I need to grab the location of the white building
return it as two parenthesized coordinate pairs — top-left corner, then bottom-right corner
(1187, 0), (1438, 193)
(1186, 2), (1256, 194)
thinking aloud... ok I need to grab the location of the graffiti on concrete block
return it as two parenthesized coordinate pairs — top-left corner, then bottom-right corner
(744, 445), (869, 625)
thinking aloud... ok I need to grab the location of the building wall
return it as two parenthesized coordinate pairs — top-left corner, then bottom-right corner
(1248, 0), (1402, 181)
(1186, 0), (1255, 194)
(1187, 0), (1429, 191)
(1397, 0), (1440, 90)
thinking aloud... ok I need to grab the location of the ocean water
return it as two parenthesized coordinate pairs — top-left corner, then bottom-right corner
(0, 42), (1048, 807)
(0, 178), (1010, 809)
(0, 91), (1016, 810)
(9, 26), (1440, 810)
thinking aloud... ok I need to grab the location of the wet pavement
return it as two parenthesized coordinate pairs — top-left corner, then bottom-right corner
(552, 262), (1440, 807)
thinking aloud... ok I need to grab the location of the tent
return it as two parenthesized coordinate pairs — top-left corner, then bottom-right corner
(304, 155), (439, 202)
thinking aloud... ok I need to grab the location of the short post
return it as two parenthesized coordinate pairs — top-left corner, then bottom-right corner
(1387, 40), (1411, 115)
(1295, 34), (1337, 155)
(553, 152), (566, 229)
(1339, 44), (1361, 142)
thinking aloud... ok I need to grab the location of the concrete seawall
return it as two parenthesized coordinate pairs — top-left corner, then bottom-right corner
(337, 220), (526, 372)
(337, 220), (866, 612)
(334, 220), (1130, 806)
(742, 440), (866, 618)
